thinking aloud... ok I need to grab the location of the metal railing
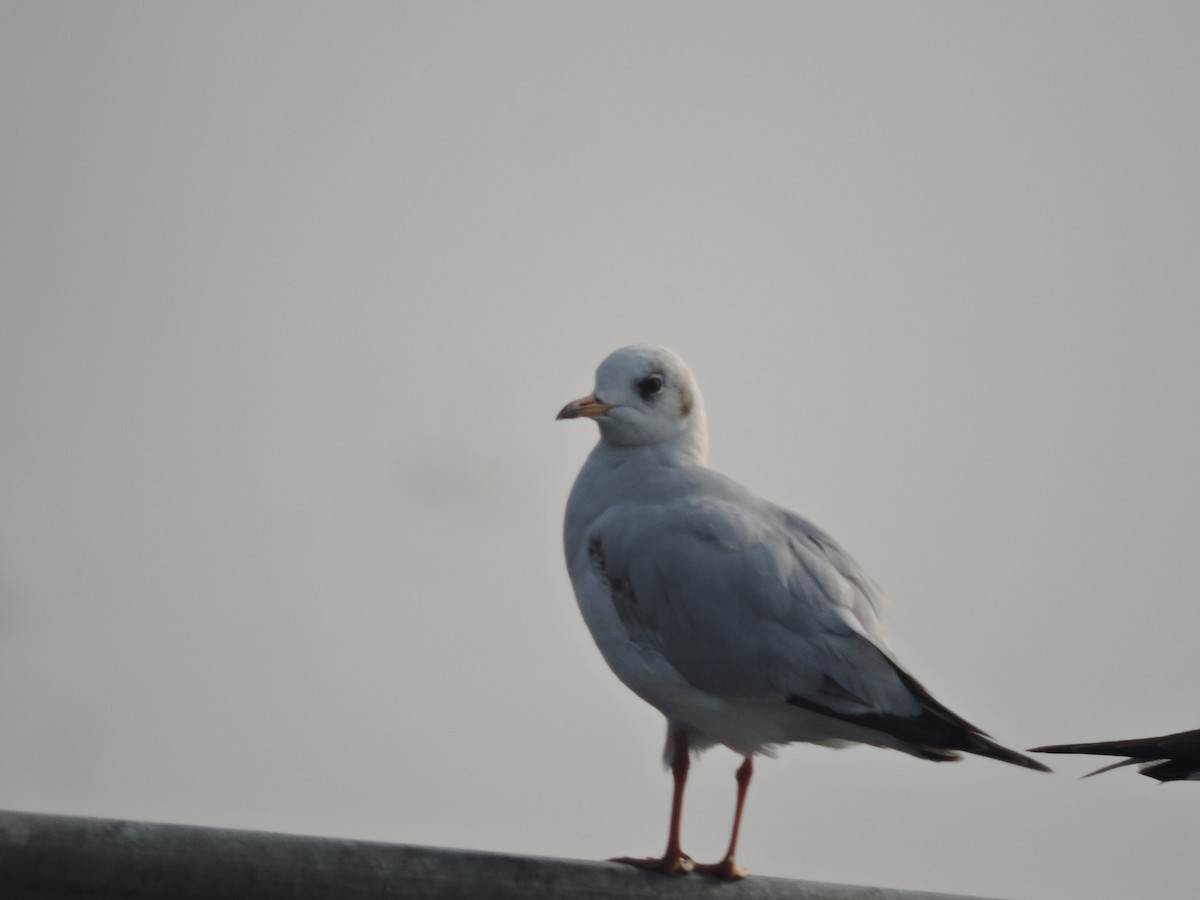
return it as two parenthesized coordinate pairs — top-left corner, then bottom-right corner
(0, 809), (1001, 899)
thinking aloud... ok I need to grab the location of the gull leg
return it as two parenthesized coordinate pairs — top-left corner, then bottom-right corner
(610, 729), (694, 875)
(693, 756), (753, 880)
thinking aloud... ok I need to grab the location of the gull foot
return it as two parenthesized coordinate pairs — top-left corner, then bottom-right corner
(692, 857), (750, 880)
(609, 853), (695, 876)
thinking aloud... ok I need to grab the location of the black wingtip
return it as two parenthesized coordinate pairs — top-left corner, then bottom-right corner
(994, 746), (1053, 772)
(1028, 743), (1200, 781)
(960, 734), (1051, 772)
(1028, 743), (1079, 755)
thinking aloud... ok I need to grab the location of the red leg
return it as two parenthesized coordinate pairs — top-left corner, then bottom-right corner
(609, 729), (694, 875)
(693, 756), (753, 880)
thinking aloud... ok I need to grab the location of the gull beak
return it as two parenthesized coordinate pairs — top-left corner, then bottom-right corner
(556, 394), (614, 421)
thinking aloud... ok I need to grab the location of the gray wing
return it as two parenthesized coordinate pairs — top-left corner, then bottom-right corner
(776, 507), (890, 647)
(590, 493), (914, 716)
(590, 491), (1047, 770)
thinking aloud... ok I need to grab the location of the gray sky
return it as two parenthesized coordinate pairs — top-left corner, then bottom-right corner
(2, 4), (1199, 898)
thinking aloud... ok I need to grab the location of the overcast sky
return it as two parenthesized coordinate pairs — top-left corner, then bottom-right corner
(2, 4), (1199, 899)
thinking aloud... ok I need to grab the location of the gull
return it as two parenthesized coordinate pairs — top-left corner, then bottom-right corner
(1032, 727), (1200, 781)
(557, 344), (1049, 880)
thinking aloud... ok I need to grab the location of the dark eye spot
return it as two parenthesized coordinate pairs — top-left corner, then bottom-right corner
(636, 373), (665, 400)
(680, 391), (693, 417)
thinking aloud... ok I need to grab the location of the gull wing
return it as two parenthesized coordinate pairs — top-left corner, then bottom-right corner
(1032, 728), (1200, 781)
(588, 482), (1045, 770)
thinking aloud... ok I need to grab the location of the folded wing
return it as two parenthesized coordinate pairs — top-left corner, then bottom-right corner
(591, 488), (1046, 770)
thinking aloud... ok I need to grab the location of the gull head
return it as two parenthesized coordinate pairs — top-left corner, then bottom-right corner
(557, 344), (707, 459)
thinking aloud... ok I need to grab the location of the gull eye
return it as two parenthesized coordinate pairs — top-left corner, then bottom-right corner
(637, 373), (665, 400)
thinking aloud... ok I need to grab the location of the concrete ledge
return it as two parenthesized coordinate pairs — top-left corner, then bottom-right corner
(0, 810), (1001, 899)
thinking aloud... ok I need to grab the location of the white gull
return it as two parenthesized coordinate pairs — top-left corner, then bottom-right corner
(558, 343), (1048, 880)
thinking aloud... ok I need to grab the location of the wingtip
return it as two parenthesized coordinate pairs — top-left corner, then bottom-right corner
(967, 735), (1051, 771)
(1028, 745), (1140, 778)
(1013, 752), (1052, 773)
